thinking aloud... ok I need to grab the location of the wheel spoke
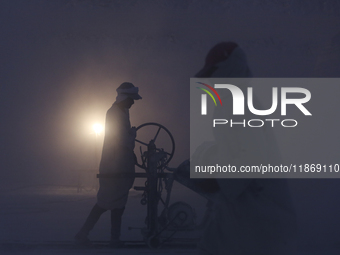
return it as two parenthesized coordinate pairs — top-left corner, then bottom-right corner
(153, 126), (162, 142)
(135, 139), (148, 146)
(155, 148), (172, 156)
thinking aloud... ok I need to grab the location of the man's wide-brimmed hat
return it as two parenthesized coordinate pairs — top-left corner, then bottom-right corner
(116, 82), (142, 103)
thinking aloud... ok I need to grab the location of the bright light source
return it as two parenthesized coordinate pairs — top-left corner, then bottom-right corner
(92, 123), (103, 135)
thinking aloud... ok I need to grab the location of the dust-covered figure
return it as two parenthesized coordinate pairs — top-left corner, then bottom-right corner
(192, 42), (297, 255)
(75, 82), (142, 247)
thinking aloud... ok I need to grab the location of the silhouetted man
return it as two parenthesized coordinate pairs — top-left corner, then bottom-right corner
(75, 82), (141, 247)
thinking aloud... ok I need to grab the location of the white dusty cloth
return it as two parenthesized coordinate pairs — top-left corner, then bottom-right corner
(197, 47), (297, 255)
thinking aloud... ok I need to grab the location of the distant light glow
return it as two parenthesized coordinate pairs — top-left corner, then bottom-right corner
(92, 123), (103, 135)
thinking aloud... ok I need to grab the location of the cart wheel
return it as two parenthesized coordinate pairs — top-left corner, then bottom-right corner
(147, 235), (161, 249)
(135, 122), (175, 169)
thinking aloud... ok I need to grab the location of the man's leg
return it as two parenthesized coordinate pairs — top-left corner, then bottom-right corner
(110, 207), (125, 247)
(75, 203), (107, 244)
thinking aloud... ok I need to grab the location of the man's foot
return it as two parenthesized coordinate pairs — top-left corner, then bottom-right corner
(74, 232), (92, 246)
(109, 239), (124, 248)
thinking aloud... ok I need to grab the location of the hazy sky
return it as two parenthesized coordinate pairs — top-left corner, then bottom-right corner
(1, 0), (339, 182)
